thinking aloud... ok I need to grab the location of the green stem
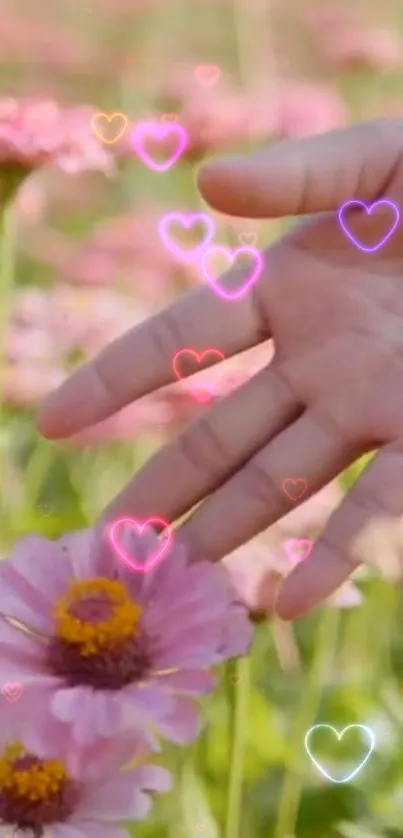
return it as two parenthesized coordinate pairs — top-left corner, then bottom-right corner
(225, 655), (250, 838)
(274, 608), (341, 838)
(0, 204), (16, 410)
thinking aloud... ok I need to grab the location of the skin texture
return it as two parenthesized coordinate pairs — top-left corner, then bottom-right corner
(38, 118), (403, 621)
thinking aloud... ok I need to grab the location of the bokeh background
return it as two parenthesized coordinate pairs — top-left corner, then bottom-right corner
(1, 0), (403, 835)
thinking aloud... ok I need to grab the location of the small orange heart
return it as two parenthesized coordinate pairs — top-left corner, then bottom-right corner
(161, 113), (178, 123)
(230, 674), (241, 684)
(239, 232), (257, 246)
(91, 112), (128, 144)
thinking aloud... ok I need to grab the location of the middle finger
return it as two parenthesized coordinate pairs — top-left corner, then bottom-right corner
(179, 406), (360, 563)
(102, 361), (301, 525)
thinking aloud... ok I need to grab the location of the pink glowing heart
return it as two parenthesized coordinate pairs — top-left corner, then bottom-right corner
(201, 246), (263, 301)
(194, 64), (221, 87)
(131, 121), (188, 172)
(338, 199), (400, 253)
(284, 539), (312, 564)
(158, 212), (215, 263)
(282, 477), (308, 501)
(1, 682), (23, 702)
(172, 348), (225, 403)
(108, 517), (172, 573)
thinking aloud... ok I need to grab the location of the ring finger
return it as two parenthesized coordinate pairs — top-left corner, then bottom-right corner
(178, 405), (361, 564)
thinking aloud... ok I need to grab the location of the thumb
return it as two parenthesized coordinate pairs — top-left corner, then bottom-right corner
(197, 119), (403, 219)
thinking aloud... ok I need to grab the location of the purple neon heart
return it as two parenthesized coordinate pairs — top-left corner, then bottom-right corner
(131, 121), (188, 172)
(158, 213), (215, 263)
(338, 199), (400, 253)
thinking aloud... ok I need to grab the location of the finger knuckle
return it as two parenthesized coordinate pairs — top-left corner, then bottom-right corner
(176, 419), (231, 480)
(150, 307), (189, 362)
(312, 403), (356, 447)
(320, 533), (359, 572)
(238, 459), (283, 516)
(92, 354), (120, 403)
(349, 485), (394, 520)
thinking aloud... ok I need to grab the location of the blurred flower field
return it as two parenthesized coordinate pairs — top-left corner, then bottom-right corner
(1, 0), (403, 835)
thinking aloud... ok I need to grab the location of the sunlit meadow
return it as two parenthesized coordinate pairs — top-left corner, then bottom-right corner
(1, 0), (403, 836)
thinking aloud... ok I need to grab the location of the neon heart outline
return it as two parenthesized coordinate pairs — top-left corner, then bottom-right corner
(338, 199), (400, 253)
(131, 121), (188, 172)
(172, 348), (225, 402)
(158, 212), (215, 263)
(1, 681), (23, 702)
(201, 245), (263, 301)
(194, 64), (221, 87)
(239, 232), (257, 246)
(284, 538), (312, 563)
(108, 517), (172, 573)
(282, 477), (308, 501)
(91, 112), (128, 144)
(304, 724), (375, 784)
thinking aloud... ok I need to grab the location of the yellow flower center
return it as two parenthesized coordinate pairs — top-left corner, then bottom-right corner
(0, 744), (68, 803)
(53, 578), (143, 657)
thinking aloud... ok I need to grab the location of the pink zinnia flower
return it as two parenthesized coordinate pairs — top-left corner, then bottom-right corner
(0, 526), (252, 747)
(224, 482), (363, 619)
(0, 707), (172, 838)
(0, 98), (114, 206)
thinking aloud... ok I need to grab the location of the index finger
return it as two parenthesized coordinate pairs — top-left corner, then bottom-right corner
(37, 275), (270, 440)
(198, 119), (403, 218)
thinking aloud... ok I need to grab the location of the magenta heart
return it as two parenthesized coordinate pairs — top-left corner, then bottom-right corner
(1, 681), (23, 702)
(158, 212), (215, 263)
(338, 199), (400, 253)
(108, 517), (172, 573)
(131, 121), (188, 172)
(201, 246), (263, 301)
(194, 64), (221, 87)
(284, 539), (313, 563)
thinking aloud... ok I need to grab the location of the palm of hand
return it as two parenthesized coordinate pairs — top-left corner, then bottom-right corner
(265, 206), (403, 444)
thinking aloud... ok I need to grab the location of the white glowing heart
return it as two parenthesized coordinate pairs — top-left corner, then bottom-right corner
(304, 724), (375, 784)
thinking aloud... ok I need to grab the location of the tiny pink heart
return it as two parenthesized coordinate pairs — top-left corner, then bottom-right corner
(284, 539), (313, 563)
(282, 477), (308, 502)
(108, 517), (172, 573)
(239, 232), (257, 246)
(190, 384), (215, 403)
(2, 682), (23, 702)
(161, 113), (178, 123)
(194, 64), (221, 87)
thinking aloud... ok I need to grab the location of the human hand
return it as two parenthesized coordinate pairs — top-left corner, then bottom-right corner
(38, 119), (403, 620)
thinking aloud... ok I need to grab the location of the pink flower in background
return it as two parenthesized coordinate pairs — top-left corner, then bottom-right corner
(307, 8), (403, 73)
(0, 98), (114, 205)
(3, 365), (66, 409)
(224, 482), (363, 619)
(273, 82), (347, 139)
(0, 526), (253, 747)
(158, 66), (278, 159)
(56, 210), (183, 293)
(0, 708), (172, 838)
(3, 285), (153, 408)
